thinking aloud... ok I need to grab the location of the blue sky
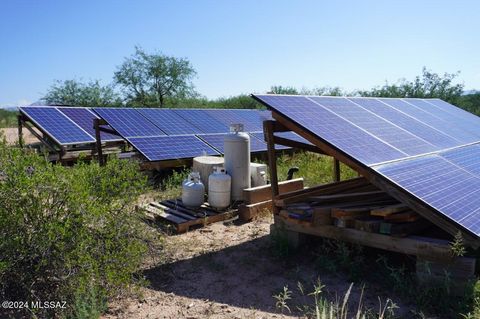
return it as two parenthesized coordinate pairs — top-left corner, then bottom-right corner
(0, 0), (479, 106)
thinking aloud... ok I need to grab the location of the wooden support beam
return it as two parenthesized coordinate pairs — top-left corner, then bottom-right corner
(264, 120), (279, 214)
(275, 215), (454, 262)
(93, 118), (104, 166)
(333, 158), (340, 182)
(243, 178), (304, 204)
(17, 114), (24, 147)
(23, 121), (58, 152)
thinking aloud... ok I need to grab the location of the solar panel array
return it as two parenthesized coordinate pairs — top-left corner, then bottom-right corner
(20, 106), (303, 162)
(253, 94), (480, 239)
(20, 107), (95, 145)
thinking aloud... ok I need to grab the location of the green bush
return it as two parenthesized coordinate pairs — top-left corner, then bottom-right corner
(0, 141), (149, 318)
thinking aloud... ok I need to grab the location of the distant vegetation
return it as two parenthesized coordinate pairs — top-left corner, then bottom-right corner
(0, 109), (17, 128)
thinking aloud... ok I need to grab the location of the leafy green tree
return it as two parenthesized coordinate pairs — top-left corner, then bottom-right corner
(114, 47), (198, 107)
(43, 79), (121, 107)
(359, 67), (464, 104)
(456, 92), (480, 116)
(269, 85), (299, 94)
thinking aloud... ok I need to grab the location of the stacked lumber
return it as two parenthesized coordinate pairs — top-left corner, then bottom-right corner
(275, 177), (429, 237)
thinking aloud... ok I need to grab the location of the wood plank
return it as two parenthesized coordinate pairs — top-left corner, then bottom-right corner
(331, 206), (375, 218)
(264, 120), (279, 214)
(309, 190), (388, 202)
(384, 210), (420, 222)
(274, 215), (454, 262)
(371, 204), (409, 217)
(243, 178), (304, 204)
(275, 177), (370, 201)
(379, 219), (429, 237)
(143, 204), (190, 224)
(238, 200), (273, 221)
(312, 207), (333, 226)
(354, 217), (383, 233)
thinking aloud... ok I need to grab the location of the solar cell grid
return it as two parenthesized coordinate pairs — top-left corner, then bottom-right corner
(127, 135), (219, 161)
(254, 95), (406, 165)
(173, 109), (229, 133)
(137, 108), (203, 135)
(406, 99), (480, 138)
(94, 108), (165, 137)
(21, 107), (95, 145)
(440, 144), (480, 177)
(58, 107), (121, 141)
(380, 98), (478, 144)
(348, 98), (460, 149)
(310, 97), (439, 156)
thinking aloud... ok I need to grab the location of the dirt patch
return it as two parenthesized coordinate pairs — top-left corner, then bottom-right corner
(1, 127), (38, 145)
(103, 217), (411, 319)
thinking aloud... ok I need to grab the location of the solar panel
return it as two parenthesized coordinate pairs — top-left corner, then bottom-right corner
(274, 131), (313, 145)
(253, 95), (406, 165)
(203, 109), (264, 132)
(379, 98), (478, 144)
(58, 107), (121, 142)
(440, 144), (480, 177)
(127, 135), (219, 161)
(347, 98), (459, 149)
(137, 108), (203, 135)
(310, 97), (439, 156)
(248, 132), (291, 150)
(173, 110), (229, 133)
(405, 99), (480, 138)
(376, 155), (480, 236)
(197, 133), (268, 153)
(254, 93), (480, 239)
(20, 106), (95, 145)
(94, 108), (165, 137)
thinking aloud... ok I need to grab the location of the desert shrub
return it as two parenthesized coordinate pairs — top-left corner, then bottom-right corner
(0, 141), (149, 318)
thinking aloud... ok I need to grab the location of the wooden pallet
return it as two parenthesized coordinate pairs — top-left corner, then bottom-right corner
(140, 199), (237, 233)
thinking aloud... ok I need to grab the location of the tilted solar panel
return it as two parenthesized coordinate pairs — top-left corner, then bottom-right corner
(310, 97), (439, 156)
(348, 98), (459, 149)
(248, 132), (291, 150)
(254, 95), (406, 165)
(173, 109), (229, 133)
(127, 135), (219, 161)
(93, 108), (165, 137)
(379, 98), (478, 144)
(58, 107), (121, 142)
(137, 108), (203, 135)
(253, 94), (480, 239)
(20, 106), (95, 145)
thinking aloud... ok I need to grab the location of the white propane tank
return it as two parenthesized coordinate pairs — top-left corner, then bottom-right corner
(224, 124), (251, 201)
(192, 156), (224, 193)
(181, 172), (205, 208)
(208, 167), (232, 209)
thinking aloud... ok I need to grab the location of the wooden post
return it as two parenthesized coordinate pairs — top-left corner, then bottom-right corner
(17, 114), (23, 147)
(333, 158), (340, 182)
(94, 118), (104, 166)
(264, 120), (279, 214)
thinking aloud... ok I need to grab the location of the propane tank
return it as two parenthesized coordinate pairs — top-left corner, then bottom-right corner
(224, 124), (250, 201)
(208, 167), (231, 209)
(181, 172), (205, 208)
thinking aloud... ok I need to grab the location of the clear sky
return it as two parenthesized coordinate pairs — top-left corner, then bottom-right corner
(0, 0), (479, 106)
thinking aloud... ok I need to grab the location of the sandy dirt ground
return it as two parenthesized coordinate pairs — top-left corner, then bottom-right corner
(1, 127), (38, 145)
(102, 217), (410, 319)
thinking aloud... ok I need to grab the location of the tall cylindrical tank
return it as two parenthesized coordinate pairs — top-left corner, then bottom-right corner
(224, 124), (250, 201)
(193, 156), (224, 193)
(208, 167), (231, 209)
(182, 172), (205, 208)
